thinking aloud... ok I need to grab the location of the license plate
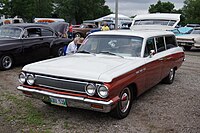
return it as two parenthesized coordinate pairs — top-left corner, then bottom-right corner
(50, 97), (67, 107)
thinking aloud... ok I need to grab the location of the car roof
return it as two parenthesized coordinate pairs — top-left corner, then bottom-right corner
(90, 30), (175, 38)
(1, 23), (52, 29)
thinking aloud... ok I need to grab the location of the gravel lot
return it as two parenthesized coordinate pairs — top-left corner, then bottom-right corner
(0, 49), (199, 133)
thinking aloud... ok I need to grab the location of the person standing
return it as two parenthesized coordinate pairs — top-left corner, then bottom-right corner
(68, 23), (73, 39)
(101, 22), (110, 31)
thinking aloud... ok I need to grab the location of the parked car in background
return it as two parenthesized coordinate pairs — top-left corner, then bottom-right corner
(17, 30), (184, 119)
(131, 13), (181, 31)
(0, 23), (71, 70)
(72, 25), (80, 28)
(121, 22), (132, 29)
(176, 27), (200, 51)
(185, 24), (200, 28)
(172, 27), (193, 36)
(73, 23), (97, 37)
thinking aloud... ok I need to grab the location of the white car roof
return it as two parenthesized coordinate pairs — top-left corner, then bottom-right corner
(90, 30), (175, 39)
(134, 13), (181, 21)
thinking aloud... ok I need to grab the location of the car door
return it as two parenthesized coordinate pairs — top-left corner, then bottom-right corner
(162, 35), (177, 78)
(22, 27), (50, 61)
(144, 37), (163, 90)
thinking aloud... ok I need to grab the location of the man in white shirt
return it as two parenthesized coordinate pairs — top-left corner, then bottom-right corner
(66, 37), (80, 54)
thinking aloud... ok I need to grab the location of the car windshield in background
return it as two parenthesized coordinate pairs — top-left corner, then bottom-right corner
(78, 35), (143, 57)
(134, 19), (176, 26)
(0, 27), (22, 38)
(191, 29), (200, 34)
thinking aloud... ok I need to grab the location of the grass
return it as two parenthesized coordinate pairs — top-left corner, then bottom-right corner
(0, 92), (44, 126)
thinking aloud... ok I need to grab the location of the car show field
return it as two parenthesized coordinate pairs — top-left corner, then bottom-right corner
(0, 50), (199, 133)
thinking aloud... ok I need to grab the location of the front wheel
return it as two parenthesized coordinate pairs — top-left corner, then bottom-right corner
(110, 87), (133, 119)
(0, 55), (13, 70)
(74, 33), (81, 38)
(162, 68), (175, 84)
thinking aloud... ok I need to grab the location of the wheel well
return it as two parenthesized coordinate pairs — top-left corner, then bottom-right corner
(128, 83), (138, 100)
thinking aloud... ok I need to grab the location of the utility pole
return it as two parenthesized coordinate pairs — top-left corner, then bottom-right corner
(115, 0), (118, 30)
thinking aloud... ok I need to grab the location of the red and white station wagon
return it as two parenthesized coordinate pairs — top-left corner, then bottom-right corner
(17, 30), (185, 119)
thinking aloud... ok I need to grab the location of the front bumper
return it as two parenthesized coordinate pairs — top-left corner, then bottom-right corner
(17, 86), (118, 113)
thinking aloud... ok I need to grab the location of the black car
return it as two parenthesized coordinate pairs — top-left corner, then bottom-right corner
(0, 23), (71, 70)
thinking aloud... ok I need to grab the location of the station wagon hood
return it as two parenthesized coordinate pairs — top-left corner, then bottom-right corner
(22, 54), (143, 82)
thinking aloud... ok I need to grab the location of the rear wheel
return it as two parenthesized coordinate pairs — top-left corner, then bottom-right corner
(162, 68), (175, 84)
(0, 55), (13, 70)
(52, 47), (64, 57)
(110, 87), (133, 119)
(183, 46), (192, 51)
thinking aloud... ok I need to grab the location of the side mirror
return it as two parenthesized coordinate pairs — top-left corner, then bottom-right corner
(149, 50), (156, 58)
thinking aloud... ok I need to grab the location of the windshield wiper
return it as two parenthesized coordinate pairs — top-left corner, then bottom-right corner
(99, 51), (124, 58)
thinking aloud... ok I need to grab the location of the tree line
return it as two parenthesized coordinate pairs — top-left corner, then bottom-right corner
(0, 0), (199, 25)
(0, 0), (111, 24)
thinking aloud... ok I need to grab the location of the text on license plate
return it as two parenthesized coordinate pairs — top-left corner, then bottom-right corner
(50, 97), (67, 107)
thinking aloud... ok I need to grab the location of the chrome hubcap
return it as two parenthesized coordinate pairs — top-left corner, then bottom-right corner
(120, 87), (131, 113)
(169, 69), (174, 81)
(58, 48), (63, 56)
(2, 56), (12, 69)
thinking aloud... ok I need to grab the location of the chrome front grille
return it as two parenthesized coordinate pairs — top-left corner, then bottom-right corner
(35, 75), (87, 94)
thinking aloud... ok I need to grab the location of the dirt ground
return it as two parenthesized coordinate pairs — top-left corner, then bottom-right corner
(0, 49), (200, 133)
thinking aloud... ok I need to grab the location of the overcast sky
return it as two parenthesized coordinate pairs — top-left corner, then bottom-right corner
(105, 0), (185, 17)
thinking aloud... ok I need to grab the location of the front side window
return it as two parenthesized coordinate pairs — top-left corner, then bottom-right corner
(25, 28), (41, 38)
(78, 35), (143, 57)
(165, 36), (177, 49)
(155, 37), (165, 52)
(0, 27), (22, 38)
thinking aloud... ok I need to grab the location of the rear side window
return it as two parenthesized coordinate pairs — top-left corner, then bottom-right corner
(165, 36), (177, 49)
(41, 29), (53, 36)
(155, 37), (165, 52)
(144, 38), (156, 57)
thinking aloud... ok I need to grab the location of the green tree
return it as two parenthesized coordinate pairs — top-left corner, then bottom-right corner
(54, 0), (112, 24)
(0, 0), (11, 16)
(149, 0), (175, 13)
(182, 0), (200, 24)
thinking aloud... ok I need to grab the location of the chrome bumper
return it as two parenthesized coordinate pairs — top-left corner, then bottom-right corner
(17, 86), (117, 113)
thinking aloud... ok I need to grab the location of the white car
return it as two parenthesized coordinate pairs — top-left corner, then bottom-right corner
(176, 27), (200, 51)
(17, 30), (184, 119)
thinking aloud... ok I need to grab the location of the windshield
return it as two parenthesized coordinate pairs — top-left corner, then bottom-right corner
(0, 27), (22, 38)
(78, 35), (143, 57)
(191, 29), (200, 34)
(134, 19), (176, 26)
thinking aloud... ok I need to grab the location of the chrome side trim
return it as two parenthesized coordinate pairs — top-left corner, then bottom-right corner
(17, 86), (113, 105)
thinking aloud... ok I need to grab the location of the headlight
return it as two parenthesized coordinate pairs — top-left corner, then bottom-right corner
(97, 85), (109, 98)
(19, 72), (26, 84)
(27, 74), (35, 85)
(85, 83), (96, 96)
